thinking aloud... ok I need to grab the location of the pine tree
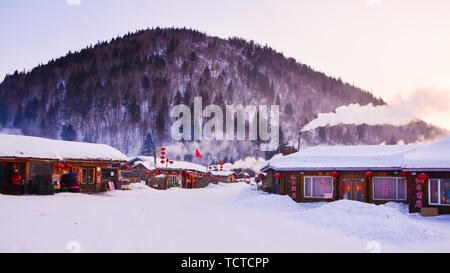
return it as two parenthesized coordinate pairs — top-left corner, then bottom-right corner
(61, 124), (77, 141)
(13, 105), (23, 127)
(141, 133), (155, 155)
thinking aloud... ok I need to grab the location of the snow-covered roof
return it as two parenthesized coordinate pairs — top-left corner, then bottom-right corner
(403, 137), (450, 170)
(129, 156), (208, 173)
(262, 136), (450, 171)
(0, 133), (128, 162)
(261, 143), (425, 171)
(208, 170), (235, 177)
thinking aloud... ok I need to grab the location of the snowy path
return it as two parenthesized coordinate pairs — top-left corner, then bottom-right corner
(1, 182), (450, 252)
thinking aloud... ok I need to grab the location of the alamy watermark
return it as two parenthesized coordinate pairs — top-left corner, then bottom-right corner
(170, 97), (280, 152)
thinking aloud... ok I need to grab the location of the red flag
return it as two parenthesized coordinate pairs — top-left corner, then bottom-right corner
(195, 148), (201, 158)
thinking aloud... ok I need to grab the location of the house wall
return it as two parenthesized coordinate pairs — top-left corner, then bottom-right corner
(0, 158), (123, 194)
(265, 169), (410, 205)
(409, 172), (450, 215)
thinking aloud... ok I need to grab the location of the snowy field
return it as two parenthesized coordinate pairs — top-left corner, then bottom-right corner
(2, 182), (450, 253)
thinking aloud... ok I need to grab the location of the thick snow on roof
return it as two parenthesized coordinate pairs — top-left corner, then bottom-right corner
(209, 170), (235, 177)
(132, 156), (208, 172)
(0, 133), (128, 162)
(403, 137), (450, 169)
(262, 144), (424, 171)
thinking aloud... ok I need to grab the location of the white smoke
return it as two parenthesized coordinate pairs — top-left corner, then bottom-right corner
(302, 87), (450, 133)
(222, 153), (282, 173)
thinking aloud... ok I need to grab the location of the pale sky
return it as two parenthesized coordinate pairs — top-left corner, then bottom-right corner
(1, 0), (449, 128)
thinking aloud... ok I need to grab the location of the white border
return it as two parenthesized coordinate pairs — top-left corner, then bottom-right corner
(428, 178), (450, 206)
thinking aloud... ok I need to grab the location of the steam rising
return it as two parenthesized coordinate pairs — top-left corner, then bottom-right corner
(302, 87), (450, 133)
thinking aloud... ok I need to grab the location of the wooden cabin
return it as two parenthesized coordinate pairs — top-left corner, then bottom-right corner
(208, 170), (237, 183)
(124, 156), (208, 189)
(261, 137), (450, 215)
(0, 134), (127, 194)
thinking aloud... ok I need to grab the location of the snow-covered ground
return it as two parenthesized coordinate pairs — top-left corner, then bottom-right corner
(1, 182), (450, 253)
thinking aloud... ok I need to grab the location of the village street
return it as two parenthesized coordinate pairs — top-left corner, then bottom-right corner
(2, 182), (450, 252)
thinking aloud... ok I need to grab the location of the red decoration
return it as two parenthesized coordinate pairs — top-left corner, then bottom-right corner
(64, 163), (72, 168)
(364, 171), (373, 178)
(255, 179), (260, 184)
(212, 175), (215, 178)
(169, 160), (174, 164)
(122, 165), (130, 170)
(258, 173), (264, 179)
(418, 173), (429, 180)
(161, 147), (166, 151)
(153, 170), (158, 174)
(56, 163), (65, 169)
(400, 171), (408, 177)
(209, 166), (212, 169)
(161, 160), (165, 164)
(161, 151), (166, 155)
(330, 171), (338, 178)
(145, 171), (151, 175)
(274, 173), (281, 179)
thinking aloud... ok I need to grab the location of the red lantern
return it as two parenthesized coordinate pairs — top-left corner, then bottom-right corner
(169, 160), (174, 164)
(56, 163), (65, 169)
(400, 171), (408, 177)
(274, 173), (281, 179)
(122, 165), (130, 170)
(418, 173), (429, 180)
(255, 178), (261, 184)
(330, 171), (338, 178)
(209, 166), (212, 169)
(161, 151), (166, 155)
(161, 156), (165, 159)
(64, 163), (72, 168)
(161, 160), (165, 164)
(169, 171), (174, 175)
(212, 175), (215, 178)
(258, 173), (264, 179)
(153, 170), (158, 174)
(365, 171), (373, 178)
(145, 171), (151, 175)
(161, 147), (166, 151)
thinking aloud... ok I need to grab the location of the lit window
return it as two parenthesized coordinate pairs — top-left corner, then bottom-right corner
(429, 179), (450, 206)
(304, 176), (333, 198)
(373, 177), (406, 201)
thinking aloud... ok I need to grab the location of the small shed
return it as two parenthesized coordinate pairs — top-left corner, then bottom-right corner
(208, 170), (237, 183)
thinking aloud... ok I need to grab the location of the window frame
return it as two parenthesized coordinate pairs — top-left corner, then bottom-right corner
(428, 178), (450, 206)
(372, 176), (407, 201)
(303, 176), (334, 199)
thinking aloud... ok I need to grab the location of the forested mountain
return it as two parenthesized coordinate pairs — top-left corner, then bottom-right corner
(0, 27), (446, 163)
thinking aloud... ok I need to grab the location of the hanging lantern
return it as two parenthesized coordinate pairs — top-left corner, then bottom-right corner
(56, 163), (65, 169)
(364, 171), (373, 178)
(161, 160), (165, 164)
(161, 151), (166, 155)
(418, 173), (429, 180)
(169, 160), (174, 164)
(255, 178), (261, 184)
(161, 147), (166, 151)
(160, 156), (165, 159)
(122, 165), (130, 170)
(209, 166), (212, 169)
(145, 171), (151, 176)
(330, 171), (339, 178)
(258, 173), (264, 179)
(153, 170), (158, 174)
(64, 163), (72, 168)
(274, 173), (281, 179)
(212, 175), (215, 178)
(400, 171), (408, 177)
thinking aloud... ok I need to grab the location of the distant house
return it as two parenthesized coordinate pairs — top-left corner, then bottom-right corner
(261, 136), (450, 215)
(0, 133), (128, 194)
(208, 170), (237, 183)
(124, 156), (208, 189)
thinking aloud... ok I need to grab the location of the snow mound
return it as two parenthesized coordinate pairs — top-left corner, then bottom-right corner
(296, 200), (445, 245)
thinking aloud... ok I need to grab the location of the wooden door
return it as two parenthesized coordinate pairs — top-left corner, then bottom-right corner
(342, 177), (366, 202)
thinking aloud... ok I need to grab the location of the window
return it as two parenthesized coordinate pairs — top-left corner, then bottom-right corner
(304, 176), (333, 198)
(373, 177), (406, 201)
(429, 179), (450, 206)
